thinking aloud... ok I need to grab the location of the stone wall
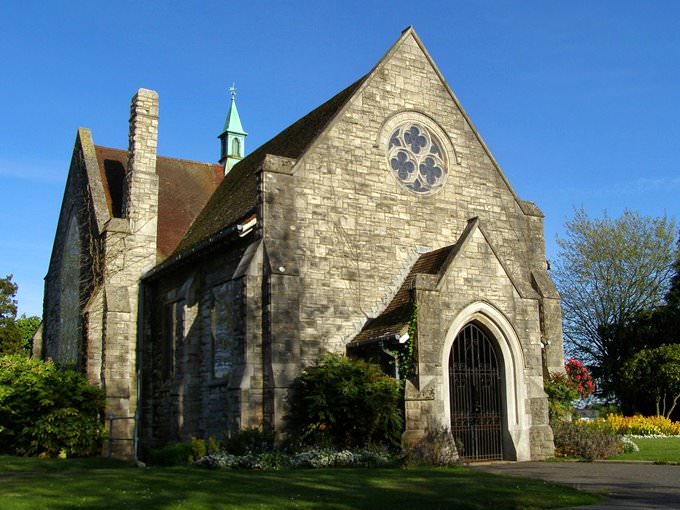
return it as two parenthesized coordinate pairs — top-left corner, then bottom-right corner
(259, 31), (559, 458)
(42, 129), (105, 369)
(140, 236), (263, 453)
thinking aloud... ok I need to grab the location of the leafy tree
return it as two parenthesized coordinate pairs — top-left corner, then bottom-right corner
(16, 315), (41, 353)
(0, 275), (22, 355)
(552, 209), (677, 397)
(622, 345), (680, 418)
(600, 231), (680, 412)
(285, 354), (403, 448)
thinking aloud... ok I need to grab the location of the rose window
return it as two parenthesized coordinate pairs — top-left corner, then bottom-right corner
(387, 123), (447, 194)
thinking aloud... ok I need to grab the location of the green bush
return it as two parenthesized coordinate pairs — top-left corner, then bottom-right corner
(544, 372), (579, 422)
(0, 355), (104, 457)
(223, 427), (276, 455)
(150, 435), (222, 466)
(552, 421), (623, 460)
(285, 354), (403, 449)
(149, 442), (195, 466)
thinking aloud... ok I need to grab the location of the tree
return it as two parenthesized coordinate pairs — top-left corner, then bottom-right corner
(622, 345), (680, 418)
(16, 315), (40, 353)
(0, 275), (22, 355)
(600, 231), (680, 413)
(666, 232), (680, 308)
(552, 209), (677, 397)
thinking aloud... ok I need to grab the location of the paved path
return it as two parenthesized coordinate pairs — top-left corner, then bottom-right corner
(470, 461), (680, 509)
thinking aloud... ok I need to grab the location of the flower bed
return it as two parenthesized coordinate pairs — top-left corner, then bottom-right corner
(193, 447), (394, 470)
(577, 415), (680, 437)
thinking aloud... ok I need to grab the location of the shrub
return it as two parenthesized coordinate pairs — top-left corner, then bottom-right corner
(545, 359), (594, 423)
(150, 436), (222, 466)
(565, 358), (595, 399)
(552, 421), (623, 460)
(223, 427), (276, 455)
(544, 373), (579, 422)
(149, 442), (195, 466)
(285, 354), (403, 449)
(403, 427), (460, 467)
(0, 355), (104, 457)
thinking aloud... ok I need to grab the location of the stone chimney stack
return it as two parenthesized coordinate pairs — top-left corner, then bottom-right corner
(123, 88), (159, 269)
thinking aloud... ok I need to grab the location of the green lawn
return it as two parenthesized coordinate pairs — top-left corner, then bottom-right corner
(612, 437), (680, 463)
(0, 456), (600, 510)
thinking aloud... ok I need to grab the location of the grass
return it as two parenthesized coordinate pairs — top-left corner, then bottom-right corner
(611, 437), (680, 463)
(0, 455), (601, 510)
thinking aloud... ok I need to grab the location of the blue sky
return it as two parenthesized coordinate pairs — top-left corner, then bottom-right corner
(1, 1), (679, 317)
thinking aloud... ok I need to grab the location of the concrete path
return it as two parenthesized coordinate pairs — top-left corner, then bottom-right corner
(470, 461), (680, 509)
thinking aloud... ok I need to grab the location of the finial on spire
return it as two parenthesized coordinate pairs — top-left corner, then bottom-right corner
(230, 83), (237, 101)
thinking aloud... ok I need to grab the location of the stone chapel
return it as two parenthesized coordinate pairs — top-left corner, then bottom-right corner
(36, 28), (564, 461)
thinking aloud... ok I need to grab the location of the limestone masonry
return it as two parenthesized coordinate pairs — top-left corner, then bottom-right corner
(37, 28), (564, 461)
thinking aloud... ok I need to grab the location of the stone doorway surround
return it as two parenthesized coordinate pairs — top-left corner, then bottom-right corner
(440, 301), (531, 461)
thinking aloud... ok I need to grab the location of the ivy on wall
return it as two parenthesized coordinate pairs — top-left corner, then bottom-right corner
(397, 303), (417, 380)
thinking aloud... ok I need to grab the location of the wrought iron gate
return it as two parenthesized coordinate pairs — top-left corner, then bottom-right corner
(449, 323), (503, 461)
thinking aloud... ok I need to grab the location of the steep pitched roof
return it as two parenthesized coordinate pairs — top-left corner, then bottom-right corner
(94, 146), (223, 260)
(351, 245), (455, 345)
(174, 74), (367, 255)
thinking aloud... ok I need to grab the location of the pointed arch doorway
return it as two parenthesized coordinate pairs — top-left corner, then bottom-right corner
(449, 322), (504, 461)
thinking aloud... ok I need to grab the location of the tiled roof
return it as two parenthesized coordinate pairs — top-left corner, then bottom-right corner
(351, 245), (454, 345)
(94, 146), (223, 261)
(174, 73), (368, 255)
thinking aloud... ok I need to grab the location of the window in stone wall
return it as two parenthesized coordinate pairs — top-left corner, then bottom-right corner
(162, 299), (185, 380)
(210, 280), (242, 379)
(387, 122), (448, 195)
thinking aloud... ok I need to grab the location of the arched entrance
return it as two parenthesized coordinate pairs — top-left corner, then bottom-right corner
(449, 322), (504, 461)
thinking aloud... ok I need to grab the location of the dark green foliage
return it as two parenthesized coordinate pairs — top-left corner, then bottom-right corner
(223, 427), (276, 455)
(621, 344), (680, 418)
(285, 354), (403, 449)
(396, 304), (417, 380)
(666, 232), (680, 308)
(0, 275), (22, 355)
(552, 421), (623, 460)
(149, 442), (195, 466)
(0, 355), (104, 456)
(150, 436), (222, 466)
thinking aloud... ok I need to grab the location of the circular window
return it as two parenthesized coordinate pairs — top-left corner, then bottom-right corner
(387, 123), (448, 195)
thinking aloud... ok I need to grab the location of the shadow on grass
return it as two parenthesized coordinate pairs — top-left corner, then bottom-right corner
(0, 456), (600, 510)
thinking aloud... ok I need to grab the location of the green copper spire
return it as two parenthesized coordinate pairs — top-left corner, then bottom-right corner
(218, 84), (247, 173)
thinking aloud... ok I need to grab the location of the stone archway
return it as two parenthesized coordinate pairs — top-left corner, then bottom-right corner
(441, 301), (531, 461)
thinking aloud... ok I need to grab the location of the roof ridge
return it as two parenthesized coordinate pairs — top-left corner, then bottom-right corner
(94, 144), (217, 168)
(171, 72), (371, 257)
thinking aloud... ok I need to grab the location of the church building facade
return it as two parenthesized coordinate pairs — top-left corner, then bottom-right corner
(36, 28), (564, 461)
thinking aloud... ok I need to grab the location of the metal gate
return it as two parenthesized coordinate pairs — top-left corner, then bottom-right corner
(449, 323), (503, 461)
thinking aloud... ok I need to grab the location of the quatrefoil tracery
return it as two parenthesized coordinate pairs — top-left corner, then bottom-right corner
(387, 123), (447, 194)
